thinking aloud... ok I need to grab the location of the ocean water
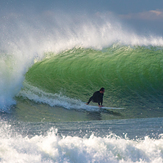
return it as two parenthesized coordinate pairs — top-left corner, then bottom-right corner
(1, 11), (163, 163)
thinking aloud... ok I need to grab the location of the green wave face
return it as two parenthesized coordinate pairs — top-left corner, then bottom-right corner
(25, 45), (163, 109)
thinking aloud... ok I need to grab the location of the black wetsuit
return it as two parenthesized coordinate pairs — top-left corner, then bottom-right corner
(87, 91), (104, 106)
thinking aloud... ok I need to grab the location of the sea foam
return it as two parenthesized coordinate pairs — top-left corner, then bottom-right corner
(0, 121), (163, 163)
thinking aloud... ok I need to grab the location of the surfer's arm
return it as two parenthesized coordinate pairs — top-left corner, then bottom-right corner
(101, 94), (103, 106)
(101, 98), (103, 106)
(98, 101), (103, 107)
(99, 94), (103, 106)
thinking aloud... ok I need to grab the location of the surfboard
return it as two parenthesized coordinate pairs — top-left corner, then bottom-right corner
(85, 104), (124, 110)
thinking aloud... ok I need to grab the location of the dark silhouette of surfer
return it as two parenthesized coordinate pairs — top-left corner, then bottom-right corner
(86, 88), (105, 107)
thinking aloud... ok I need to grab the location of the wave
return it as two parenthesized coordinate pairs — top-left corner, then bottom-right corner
(1, 12), (163, 110)
(21, 45), (163, 110)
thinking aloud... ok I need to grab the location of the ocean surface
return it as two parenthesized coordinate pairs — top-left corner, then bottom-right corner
(1, 11), (163, 163)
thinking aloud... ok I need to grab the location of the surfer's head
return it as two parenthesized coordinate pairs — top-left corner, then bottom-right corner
(100, 87), (105, 93)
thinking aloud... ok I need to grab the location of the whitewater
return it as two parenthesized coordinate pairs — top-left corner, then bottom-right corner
(0, 11), (163, 163)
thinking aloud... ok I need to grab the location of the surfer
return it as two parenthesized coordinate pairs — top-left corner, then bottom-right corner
(86, 88), (105, 108)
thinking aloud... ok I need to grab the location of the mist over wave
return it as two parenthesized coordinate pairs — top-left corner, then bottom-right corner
(1, 12), (163, 110)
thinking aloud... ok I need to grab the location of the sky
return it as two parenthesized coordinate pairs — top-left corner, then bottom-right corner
(1, 0), (163, 35)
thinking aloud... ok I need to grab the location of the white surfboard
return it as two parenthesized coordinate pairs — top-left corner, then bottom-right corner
(85, 104), (124, 111)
